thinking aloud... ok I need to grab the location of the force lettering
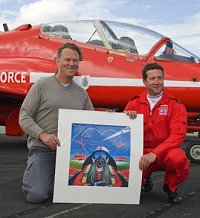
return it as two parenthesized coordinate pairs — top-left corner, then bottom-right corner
(0, 72), (27, 84)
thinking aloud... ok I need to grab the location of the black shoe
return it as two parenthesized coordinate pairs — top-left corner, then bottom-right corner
(163, 184), (182, 204)
(142, 174), (153, 192)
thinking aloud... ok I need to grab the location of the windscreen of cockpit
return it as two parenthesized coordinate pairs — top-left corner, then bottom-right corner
(155, 40), (200, 63)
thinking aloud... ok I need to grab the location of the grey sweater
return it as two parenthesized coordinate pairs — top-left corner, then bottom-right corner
(19, 75), (94, 148)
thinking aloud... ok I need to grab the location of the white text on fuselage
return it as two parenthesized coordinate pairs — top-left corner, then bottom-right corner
(0, 72), (26, 83)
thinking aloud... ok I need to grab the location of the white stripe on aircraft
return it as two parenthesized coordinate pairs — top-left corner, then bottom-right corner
(29, 72), (200, 88)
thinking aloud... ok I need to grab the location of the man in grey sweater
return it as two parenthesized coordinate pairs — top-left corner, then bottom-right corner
(19, 43), (94, 203)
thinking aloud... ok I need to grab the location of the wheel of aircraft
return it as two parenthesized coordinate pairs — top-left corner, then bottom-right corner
(186, 142), (200, 163)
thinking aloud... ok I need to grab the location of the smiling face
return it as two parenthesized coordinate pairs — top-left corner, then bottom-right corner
(143, 69), (164, 96)
(56, 48), (80, 83)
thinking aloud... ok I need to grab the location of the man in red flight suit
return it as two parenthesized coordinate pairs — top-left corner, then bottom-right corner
(124, 62), (190, 204)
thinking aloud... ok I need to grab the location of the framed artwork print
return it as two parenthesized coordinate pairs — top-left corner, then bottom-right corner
(54, 109), (143, 204)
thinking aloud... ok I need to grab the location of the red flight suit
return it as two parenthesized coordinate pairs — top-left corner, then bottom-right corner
(124, 90), (190, 192)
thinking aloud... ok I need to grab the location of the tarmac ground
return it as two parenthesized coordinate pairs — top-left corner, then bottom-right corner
(0, 133), (200, 218)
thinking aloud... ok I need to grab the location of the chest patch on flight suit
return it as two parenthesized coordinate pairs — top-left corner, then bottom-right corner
(158, 104), (168, 115)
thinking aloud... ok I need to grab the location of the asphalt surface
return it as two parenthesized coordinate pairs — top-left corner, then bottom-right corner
(0, 133), (200, 218)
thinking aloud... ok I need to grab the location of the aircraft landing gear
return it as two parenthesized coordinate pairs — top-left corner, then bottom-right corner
(186, 142), (200, 163)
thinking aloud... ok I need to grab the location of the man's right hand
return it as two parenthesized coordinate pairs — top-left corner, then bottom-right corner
(139, 152), (157, 170)
(39, 132), (60, 150)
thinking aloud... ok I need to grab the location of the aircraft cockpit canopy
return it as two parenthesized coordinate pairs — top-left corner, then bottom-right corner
(41, 20), (200, 63)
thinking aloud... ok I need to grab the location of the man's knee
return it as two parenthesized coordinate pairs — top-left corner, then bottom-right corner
(22, 187), (49, 204)
(165, 148), (190, 173)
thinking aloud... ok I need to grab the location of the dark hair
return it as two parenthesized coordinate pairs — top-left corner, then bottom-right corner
(142, 62), (164, 80)
(57, 43), (83, 61)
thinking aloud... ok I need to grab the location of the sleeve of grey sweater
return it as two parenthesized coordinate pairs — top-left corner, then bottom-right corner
(19, 81), (44, 140)
(84, 93), (94, 111)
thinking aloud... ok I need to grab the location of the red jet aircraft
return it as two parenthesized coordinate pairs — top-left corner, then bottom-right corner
(0, 20), (199, 161)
